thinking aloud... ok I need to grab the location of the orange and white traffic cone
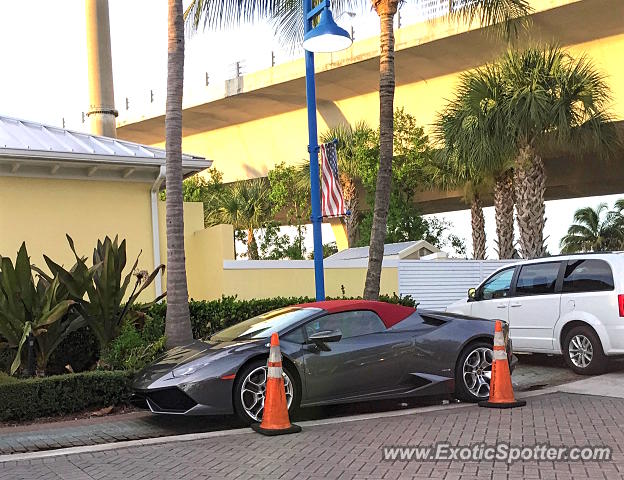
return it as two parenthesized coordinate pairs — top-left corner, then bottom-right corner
(479, 320), (526, 409)
(251, 333), (302, 436)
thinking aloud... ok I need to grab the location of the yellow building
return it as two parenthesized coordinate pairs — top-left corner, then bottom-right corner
(0, 115), (210, 300)
(118, 0), (624, 214)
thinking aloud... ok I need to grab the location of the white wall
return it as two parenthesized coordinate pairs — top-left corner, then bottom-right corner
(399, 260), (518, 310)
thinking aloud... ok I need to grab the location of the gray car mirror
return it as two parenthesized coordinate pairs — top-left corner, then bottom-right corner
(308, 329), (342, 344)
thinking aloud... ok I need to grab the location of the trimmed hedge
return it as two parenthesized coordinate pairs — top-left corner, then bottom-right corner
(0, 370), (133, 422)
(146, 294), (417, 339)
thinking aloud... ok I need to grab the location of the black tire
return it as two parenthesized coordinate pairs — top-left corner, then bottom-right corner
(233, 358), (300, 425)
(562, 325), (608, 375)
(454, 341), (494, 403)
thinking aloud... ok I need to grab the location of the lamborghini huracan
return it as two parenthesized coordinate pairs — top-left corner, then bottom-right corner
(132, 300), (512, 423)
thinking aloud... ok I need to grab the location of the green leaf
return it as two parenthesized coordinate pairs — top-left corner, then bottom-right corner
(10, 322), (32, 375)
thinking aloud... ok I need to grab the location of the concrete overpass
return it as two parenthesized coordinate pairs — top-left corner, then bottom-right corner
(117, 0), (624, 214)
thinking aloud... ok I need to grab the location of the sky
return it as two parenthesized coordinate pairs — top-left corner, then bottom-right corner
(0, 0), (621, 258)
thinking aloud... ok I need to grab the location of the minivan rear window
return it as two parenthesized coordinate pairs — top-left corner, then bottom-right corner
(515, 262), (560, 296)
(562, 259), (614, 293)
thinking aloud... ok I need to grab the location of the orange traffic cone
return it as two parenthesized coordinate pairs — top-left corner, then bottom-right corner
(251, 333), (302, 436)
(478, 320), (526, 409)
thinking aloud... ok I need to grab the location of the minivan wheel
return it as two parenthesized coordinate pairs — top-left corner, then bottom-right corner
(563, 326), (608, 375)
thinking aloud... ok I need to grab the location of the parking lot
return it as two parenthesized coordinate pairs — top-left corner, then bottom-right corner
(0, 354), (605, 456)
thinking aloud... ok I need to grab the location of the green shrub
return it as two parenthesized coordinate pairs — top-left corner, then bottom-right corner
(0, 372), (16, 385)
(46, 327), (99, 375)
(100, 319), (166, 371)
(0, 370), (133, 422)
(0, 345), (12, 374)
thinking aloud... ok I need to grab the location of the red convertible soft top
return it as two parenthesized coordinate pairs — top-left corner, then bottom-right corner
(295, 300), (416, 328)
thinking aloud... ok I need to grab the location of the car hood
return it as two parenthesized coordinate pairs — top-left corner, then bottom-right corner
(133, 338), (263, 388)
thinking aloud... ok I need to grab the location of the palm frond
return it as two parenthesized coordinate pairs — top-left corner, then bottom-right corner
(448, 0), (532, 40)
(185, 0), (284, 31)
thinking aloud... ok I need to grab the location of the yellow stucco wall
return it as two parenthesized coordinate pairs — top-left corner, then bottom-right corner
(221, 266), (399, 300)
(0, 177), (218, 301)
(0, 174), (399, 301)
(151, 33), (624, 182)
(0, 176), (156, 295)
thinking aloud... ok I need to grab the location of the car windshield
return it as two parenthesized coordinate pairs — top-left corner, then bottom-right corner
(209, 307), (321, 342)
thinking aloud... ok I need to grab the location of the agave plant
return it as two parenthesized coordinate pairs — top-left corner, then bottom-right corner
(0, 243), (80, 375)
(40, 235), (165, 351)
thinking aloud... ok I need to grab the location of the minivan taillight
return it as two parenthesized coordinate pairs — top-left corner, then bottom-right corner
(618, 294), (624, 317)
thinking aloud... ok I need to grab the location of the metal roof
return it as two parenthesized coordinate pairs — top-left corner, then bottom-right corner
(326, 241), (420, 262)
(0, 115), (211, 183)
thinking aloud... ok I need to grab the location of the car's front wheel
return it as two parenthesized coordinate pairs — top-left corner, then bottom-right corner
(455, 341), (493, 402)
(563, 325), (607, 375)
(233, 359), (300, 424)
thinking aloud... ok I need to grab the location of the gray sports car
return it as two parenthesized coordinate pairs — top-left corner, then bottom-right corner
(132, 300), (513, 424)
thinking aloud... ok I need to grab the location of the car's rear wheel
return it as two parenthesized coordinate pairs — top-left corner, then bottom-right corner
(455, 341), (493, 402)
(233, 359), (300, 424)
(563, 325), (607, 375)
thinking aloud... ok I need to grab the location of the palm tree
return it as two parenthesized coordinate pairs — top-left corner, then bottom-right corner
(560, 203), (624, 253)
(320, 122), (376, 247)
(500, 45), (615, 259)
(435, 65), (516, 260)
(186, 0), (531, 299)
(215, 178), (271, 259)
(423, 150), (489, 260)
(164, 0), (193, 348)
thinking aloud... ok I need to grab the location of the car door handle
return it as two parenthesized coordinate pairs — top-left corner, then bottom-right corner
(510, 302), (522, 307)
(496, 305), (508, 309)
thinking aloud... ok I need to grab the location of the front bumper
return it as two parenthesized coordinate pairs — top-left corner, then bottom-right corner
(131, 374), (235, 416)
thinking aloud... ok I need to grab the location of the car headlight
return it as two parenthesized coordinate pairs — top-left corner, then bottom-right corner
(171, 350), (231, 378)
(173, 365), (203, 377)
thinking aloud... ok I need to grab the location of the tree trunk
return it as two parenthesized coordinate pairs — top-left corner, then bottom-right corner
(247, 229), (259, 260)
(364, 0), (398, 300)
(471, 193), (486, 260)
(494, 170), (515, 259)
(514, 145), (547, 259)
(164, 0), (193, 348)
(341, 174), (359, 247)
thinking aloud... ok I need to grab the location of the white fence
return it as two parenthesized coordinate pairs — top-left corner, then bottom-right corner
(399, 260), (518, 310)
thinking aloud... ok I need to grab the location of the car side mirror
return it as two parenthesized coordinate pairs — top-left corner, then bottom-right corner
(468, 288), (477, 301)
(308, 329), (342, 344)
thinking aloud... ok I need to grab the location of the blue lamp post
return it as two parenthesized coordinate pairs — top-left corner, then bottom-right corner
(303, 0), (352, 301)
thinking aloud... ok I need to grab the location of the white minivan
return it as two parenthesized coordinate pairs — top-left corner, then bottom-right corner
(446, 253), (624, 375)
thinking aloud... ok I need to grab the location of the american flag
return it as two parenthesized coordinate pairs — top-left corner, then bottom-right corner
(320, 141), (346, 218)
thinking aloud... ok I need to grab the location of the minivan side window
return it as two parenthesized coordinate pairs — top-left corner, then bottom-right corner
(480, 268), (514, 300)
(515, 262), (561, 296)
(562, 259), (614, 293)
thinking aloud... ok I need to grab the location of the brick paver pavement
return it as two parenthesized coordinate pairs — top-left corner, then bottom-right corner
(2, 392), (624, 479)
(0, 355), (585, 456)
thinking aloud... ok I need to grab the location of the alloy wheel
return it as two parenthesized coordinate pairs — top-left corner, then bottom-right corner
(568, 334), (593, 368)
(462, 347), (493, 399)
(240, 366), (293, 422)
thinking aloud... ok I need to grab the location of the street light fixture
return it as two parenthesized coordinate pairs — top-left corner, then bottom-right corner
(303, 0), (352, 301)
(303, 7), (353, 53)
